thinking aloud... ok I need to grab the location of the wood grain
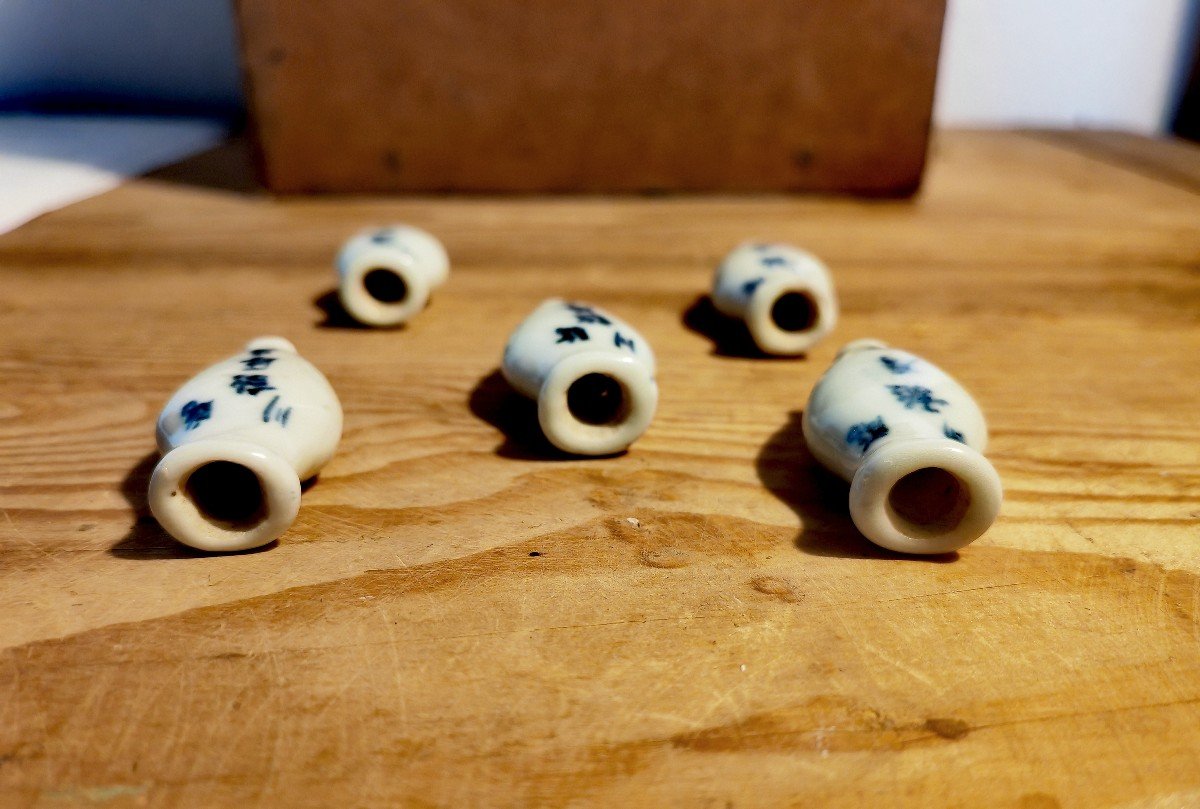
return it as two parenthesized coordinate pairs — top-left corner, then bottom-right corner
(1, 131), (1199, 807)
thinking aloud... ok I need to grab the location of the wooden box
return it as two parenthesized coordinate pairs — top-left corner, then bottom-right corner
(235, 0), (946, 195)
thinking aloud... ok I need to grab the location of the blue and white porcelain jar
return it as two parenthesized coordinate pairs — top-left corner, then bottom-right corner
(502, 299), (657, 456)
(149, 337), (343, 552)
(335, 225), (449, 327)
(712, 242), (838, 355)
(802, 339), (1002, 554)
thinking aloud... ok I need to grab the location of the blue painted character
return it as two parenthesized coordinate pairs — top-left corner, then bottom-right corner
(555, 326), (589, 344)
(760, 256), (789, 267)
(613, 332), (635, 352)
(880, 356), (915, 374)
(370, 229), (394, 244)
(888, 384), (947, 413)
(261, 394), (293, 426)
(943, 424), (966, 443)
(566, 303), (611, 326)
(241, 348), (276, 371)
(180, 400), (212, 431)
(742, 278), (764, 297)
(846, 416), (889, 453)
(230, 374), (276, 396)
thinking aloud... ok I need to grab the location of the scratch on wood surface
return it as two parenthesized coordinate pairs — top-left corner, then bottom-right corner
(1192, 577), (1200, 644)
(438, 613), (725, 643)
(853, 638), (937, 689)
(1066, 520), (1096, 545)
(829, 608), (937, 690)
(1, 508), (55, 563)
(970, 695), (1200, 737)
(374, 601), (409, 725)
(873, 581), (1024, 605)
(1112, 787), (1200, 808)
(43, 783), (148, 803)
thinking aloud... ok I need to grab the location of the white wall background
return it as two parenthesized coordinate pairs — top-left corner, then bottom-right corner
(935, 0), (1195, 132)
(0, 0), (1196, 132)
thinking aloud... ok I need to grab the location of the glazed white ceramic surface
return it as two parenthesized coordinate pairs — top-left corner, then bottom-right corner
(802, 339), (1002, 554)
(335, 224), (450, 327)
(502, 299), (658, 455)
(712, 242), (838, 355)
(149, 336), (343, 552)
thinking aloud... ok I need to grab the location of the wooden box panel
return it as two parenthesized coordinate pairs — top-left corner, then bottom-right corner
(235, 0), (946, 194)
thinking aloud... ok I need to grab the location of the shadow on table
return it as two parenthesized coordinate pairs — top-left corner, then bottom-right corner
(108, 450), (277, 559)
(468, 369), (615, 462)
(755, 410), (958, 562)
(312, 290), (376, 330)
(143, 137), (262, 195)
(109, 451), (200, 559)
(681, 294), (805, 360)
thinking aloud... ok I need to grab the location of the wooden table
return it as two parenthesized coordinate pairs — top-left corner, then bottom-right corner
(1, 131), (1198, 807)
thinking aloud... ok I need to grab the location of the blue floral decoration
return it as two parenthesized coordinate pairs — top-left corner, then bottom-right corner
(888, 384), (947, 413)
(846, 416), (889, 453)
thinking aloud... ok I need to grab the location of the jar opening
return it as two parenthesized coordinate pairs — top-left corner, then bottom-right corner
(363, 268), (408, 304)
(184, 461), (268, 530)
(566, 373), (628, 426)
(770, 291), (818, 333)
(887, 466), (972, 538)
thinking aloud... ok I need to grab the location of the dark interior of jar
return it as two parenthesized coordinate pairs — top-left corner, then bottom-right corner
(363, 267), (408, 304)
(184, 461), (268, 530)
(887, 467), (972, 537)
(770, 291), (818, 332)
(567, 373), (628, 426)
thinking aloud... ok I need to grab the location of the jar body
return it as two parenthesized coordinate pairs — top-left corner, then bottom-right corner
(336, 225), (449, 327)
(712, 242), (837, 355)
(150, 336), (343, 552)
(502, 299), (657, 456)
(802, 339), (1001, 554)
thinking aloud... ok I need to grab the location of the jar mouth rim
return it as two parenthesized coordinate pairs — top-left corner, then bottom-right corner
(746, 274), (836, 355)
(149, 440), (301, 552)
(339, 245), (431, 327)
(849, 438), (1002, 555)
(538, 353), (657, 456)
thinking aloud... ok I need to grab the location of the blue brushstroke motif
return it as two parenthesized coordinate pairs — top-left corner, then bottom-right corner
(566, 303), (611, 325)
(262, 394), (293, 426)
(888, 384), (947, 413)
(943, 424), (966, 443)
(241, 354), (276, 370)
(180, 400), (212, 430)
(880, 356), (915, 374)
(262, 395), (279, 423)
(230, 374), (275, 396)
(846, 416), (889, 453)
(742, 278), (764, 297)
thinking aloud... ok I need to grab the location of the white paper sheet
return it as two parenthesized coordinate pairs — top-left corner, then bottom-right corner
(0, 114), (229, 234)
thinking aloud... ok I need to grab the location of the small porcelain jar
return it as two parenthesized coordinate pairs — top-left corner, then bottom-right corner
(501, 299), (657, 455)
(149, 336), (343, 552)
(712, 242), (837, 355)
(802, 339), (1002, 554)
(335, 225), (450, 327)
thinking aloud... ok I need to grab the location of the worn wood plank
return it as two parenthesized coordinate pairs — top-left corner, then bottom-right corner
(0, 131), (1198, 807)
